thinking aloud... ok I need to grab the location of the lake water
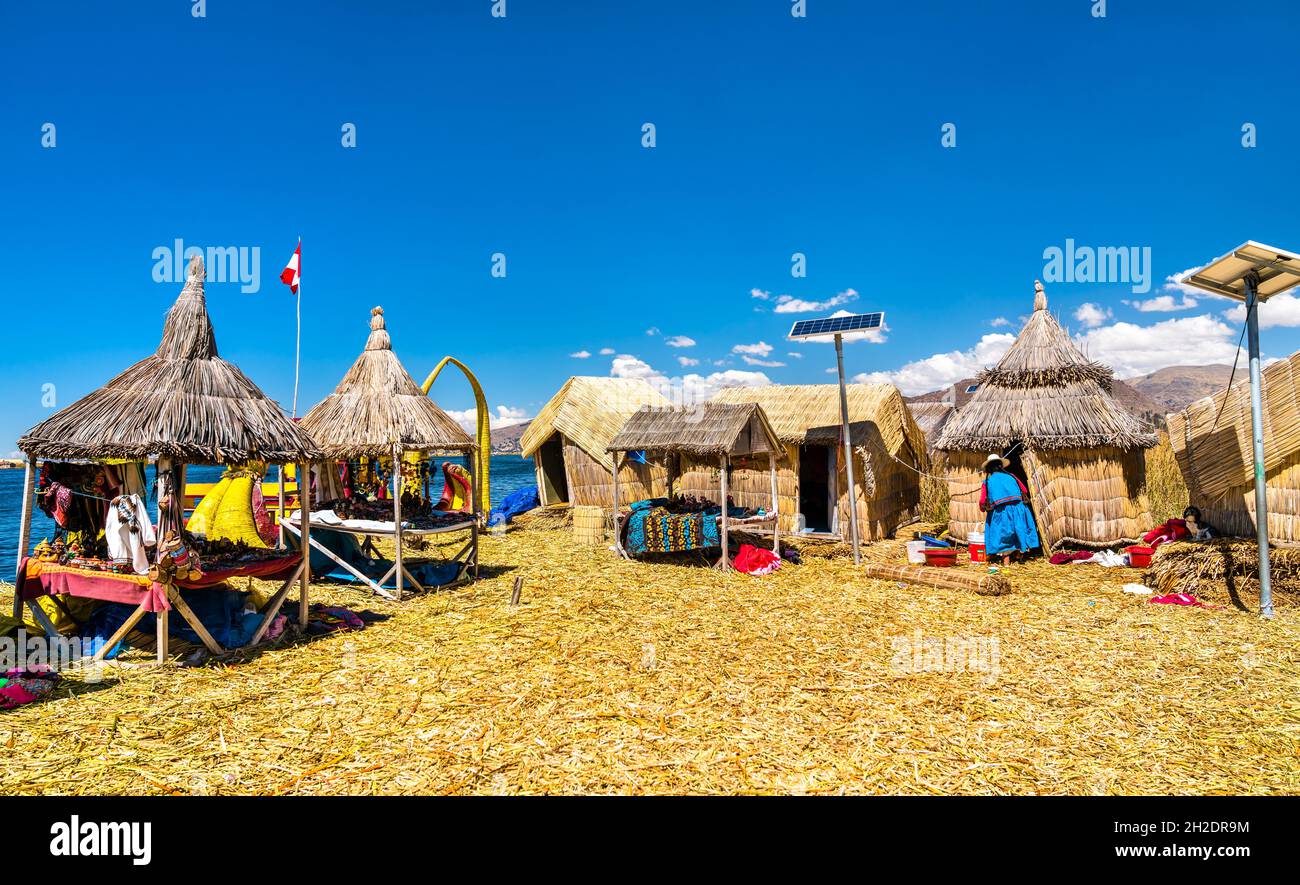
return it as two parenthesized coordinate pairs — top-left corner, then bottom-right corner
(0, 454), (537, 570)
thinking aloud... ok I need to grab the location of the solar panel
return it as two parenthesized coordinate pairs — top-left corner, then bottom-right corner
(788, 312), (884, 340)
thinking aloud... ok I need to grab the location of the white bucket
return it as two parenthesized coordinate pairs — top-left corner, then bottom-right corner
(967, 531), (985, 545)
(906, 540), (927, 564)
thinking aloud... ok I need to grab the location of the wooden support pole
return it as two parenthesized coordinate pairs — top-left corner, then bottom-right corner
(770, 451), (780, 554)
(510, 576), (522, 606)
(718, 454), (730, 571)
(610, 451), (627, 558)
(393, 446), (404, 601)
(298, 461), (311, 625)
(13, 455), (35, 620)
(277, 464), (286, 549)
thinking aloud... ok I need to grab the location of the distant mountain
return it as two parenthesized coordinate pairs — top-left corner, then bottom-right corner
(490, 420), (530, 454)
(1126, 365), (1235, 414)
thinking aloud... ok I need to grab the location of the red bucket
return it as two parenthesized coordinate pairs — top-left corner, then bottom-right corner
(969, 543), (986, 563)
(923, 547), (958, 568)
(1125, 545), (1154, 568)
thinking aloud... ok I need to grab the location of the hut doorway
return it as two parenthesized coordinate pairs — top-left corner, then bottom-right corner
(537, 434), (569, 504)
(1004, 445), (1029, 490)
(798, 444), (837, 534)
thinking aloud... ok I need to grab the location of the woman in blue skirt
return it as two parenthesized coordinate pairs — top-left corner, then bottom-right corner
(979, 454), (1040, 563)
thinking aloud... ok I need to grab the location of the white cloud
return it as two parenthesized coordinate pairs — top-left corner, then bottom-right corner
(787, 352), (803, 359)
(610, 355), (770, 404)
(599, 347), (615, 355)
(1223, 292), (1300, 329)
(732, 341), (774, 357)
(1074, 315), (1243, 377)
(445, 405), (531, 431)
(1074, 303), (1113, 328)
(665, 335), (696, 348)
(750, 288), (770, 300)
(1124, 294), (1198, 312)
(742, 356), (785, 367)
(677, 355), (700, 367)
(990, 316), (1011, 328)
(569, 350), (591, 359)
(1162, 266), (1204, 297)
(645, 327), (660, 337)
(772, 288), (859, 314)
(855, 333), (1017, 396)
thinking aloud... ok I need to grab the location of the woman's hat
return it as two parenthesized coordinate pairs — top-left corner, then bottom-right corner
(983, 453), (1009, 469)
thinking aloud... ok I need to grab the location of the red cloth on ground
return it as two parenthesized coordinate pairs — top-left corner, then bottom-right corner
(1049, 550), (1096, 565)
(1149, 593), (1220, 609)
(1142, 518), (1189, 548)
(733, 543), (781, 575)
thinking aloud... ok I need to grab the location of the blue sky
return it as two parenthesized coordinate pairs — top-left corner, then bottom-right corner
(3, 0), (1299, 452)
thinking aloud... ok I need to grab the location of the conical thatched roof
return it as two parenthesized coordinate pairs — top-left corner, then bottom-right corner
(298, 307), (474, 458)
(934, 282), (1157, 452)
(19, 255), (322, 464)
(607, 402), (781, 456)
(519, 377), (670, 472)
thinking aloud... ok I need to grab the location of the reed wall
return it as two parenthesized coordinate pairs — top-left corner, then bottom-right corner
(565, 439), (667, 507)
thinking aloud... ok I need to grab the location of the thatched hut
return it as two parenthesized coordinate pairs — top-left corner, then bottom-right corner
(296, 307), (477, 598)
(908, 402), (956, 450)
(299, 307), (473, 460)
(703, 384), (927, 542)
(1168, 345), (1300, 541)
(19, 257), (320, 465)
(933, 281), (1157, 550)
(519, 377), (670, 507)
(607, 402), (783, 567)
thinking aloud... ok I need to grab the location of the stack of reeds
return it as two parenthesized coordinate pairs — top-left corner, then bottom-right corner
(572, 505), (607, 546)
(862, 561), (1011, 596)
(1143, 538), (1300, 602)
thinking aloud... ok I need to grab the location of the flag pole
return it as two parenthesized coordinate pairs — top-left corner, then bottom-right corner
(292, 236), (301, 418)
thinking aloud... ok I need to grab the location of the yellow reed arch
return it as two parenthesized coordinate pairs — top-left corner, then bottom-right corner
(421, 356), (491, 514)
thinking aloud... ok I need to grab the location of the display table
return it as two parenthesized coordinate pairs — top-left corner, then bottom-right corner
(17, 553), (304, 662)
(282, 512), (477, 601)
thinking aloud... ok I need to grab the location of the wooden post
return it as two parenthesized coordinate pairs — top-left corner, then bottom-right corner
(610, 450), (623, 557)
(770, 451), (780, 554)
(12, 455), (35, 620)
(719, 454), (730, 570)
(393, 446), (404, 600)
(299, 460), (311, 625)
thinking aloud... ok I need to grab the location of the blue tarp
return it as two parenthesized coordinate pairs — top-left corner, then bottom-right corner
(488, 486), (539, 527)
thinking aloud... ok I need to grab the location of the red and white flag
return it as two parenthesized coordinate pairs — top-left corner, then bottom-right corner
(280, 240), (301, 294)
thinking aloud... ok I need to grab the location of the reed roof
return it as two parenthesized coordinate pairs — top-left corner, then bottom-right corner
(607, 402), (781, 456)
(711, 383), (926, 460)
(18, 256), (322, 465)
(934, 282), (1157, 452)
(908, 401), (956, 444)
(298, 307), (474, 458)
(520, 376), (670, 472)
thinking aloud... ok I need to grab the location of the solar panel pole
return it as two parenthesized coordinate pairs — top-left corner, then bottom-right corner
(1244, 272), (1273, 618)
(835, 334), (862, 564)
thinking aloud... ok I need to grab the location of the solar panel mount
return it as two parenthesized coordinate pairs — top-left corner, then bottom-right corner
(787, 312), (884, 340)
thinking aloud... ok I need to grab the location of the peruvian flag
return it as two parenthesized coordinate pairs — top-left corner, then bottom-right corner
(280, 240), (301, 294)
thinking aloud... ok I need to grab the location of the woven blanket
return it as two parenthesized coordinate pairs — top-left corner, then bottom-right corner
(624, 500), (722, 554)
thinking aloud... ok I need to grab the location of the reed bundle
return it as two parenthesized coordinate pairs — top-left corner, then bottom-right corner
(1, 526), (1297, 795)
(1142, 538), (1300, 604)
(862, 562), (1012, 596)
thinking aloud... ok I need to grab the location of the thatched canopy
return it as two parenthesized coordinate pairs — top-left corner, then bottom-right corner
(520, 377), (669, 472)
(19, 255), (322, 465)
(712, 383), (926, 459)
(908, 401), (956, 445)
(298, 307), (473, 458)
(607, 403), (780, 457)
(934, 282), (1157, 452)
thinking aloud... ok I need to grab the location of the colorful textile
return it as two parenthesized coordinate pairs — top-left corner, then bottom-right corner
(1142, 518), (1190, 548)
(0, 669), (60, 711)
(734, 544), (781, 575)
(984, 500), (1040, 555)
(1049, 550), (1096, 565)
(1149, 593), (1220, 609)
(623, 499), (722, 554)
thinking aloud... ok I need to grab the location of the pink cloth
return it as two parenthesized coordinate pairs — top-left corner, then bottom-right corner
(1143, 518), (1189, 549)
(1149, 593), (1220, 609)
(734, 543), (781, 576)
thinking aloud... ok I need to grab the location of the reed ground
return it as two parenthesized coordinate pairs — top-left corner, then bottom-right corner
(1, 511), (1296, 796)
